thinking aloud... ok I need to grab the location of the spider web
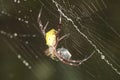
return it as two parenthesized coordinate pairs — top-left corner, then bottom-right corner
(0, 0), (120, 80)
(52, 0), (120, 75)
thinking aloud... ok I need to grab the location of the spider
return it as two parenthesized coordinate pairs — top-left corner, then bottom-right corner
(37, 8), (94, 66)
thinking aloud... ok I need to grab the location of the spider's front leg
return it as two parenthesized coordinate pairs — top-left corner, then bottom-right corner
(37, 8), (49, 38)
(55, 13), (70, 44)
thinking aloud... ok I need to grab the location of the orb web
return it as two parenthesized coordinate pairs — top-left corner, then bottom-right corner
(0, 0), (120, 80)
(52, 0), (120, 75)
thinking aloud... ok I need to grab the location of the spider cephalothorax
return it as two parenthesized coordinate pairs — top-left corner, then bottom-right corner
(37, 8), (94, 66)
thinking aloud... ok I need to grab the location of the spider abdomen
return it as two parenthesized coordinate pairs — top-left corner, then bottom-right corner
(46, 29), (57, 47)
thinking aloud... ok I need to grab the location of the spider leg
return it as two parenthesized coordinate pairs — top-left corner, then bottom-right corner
(58, 33), (70, 42)
(55, 53), (81, 66)
(63, 50), (95, 66)
(57, 13), (62, 34)
(54, 33), (70, 49)
(53, 49), (81, 66)
(56, 13), (70, 42)
(44, 21), (49, 31)
(37, 8), (43, 28)
(37, 8), (49, 38)
(58, 59), (80, 66)
(55, 49), (95, 66)
(59, 13), (62, 24)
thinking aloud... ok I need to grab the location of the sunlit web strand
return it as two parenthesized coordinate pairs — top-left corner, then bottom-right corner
(0, 30), (38, 38)
(1, 35), (32, 69)
(52, 0), (120, 75)
(0, 30), (44, 69)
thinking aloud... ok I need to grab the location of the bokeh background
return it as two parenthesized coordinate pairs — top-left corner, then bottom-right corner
(0, 0), (120, 80)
